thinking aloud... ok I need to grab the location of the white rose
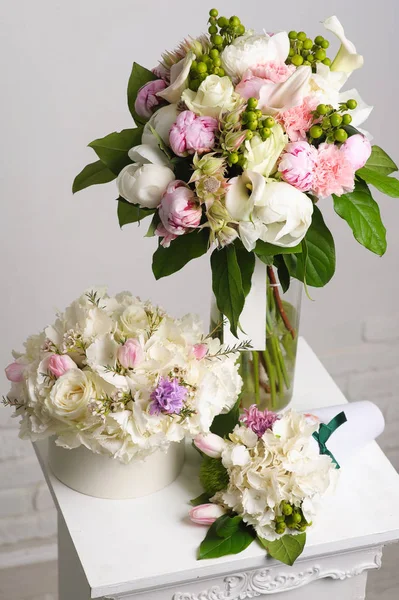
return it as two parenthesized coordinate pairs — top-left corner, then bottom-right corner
(119, 304), (149, 336)
(117, 163), (175, 208)
(323, 16), (363, 74)
(156, 51), (195, 103)
(142, 104), (179, 147)
(244, 126), (287, 177)
(254, 181), (313, 247)
(221, 32), (290, 80)
(46, 369), (96, 421)
(181, 75), (238, 118)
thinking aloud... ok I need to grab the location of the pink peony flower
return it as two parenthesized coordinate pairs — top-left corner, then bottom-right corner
(277, 96), (318, 142)
(169, 111), (218, 157)
(156, 181), (202, 247)
(236, 61), (295, 100)
(48, 354), (77, 378)
(5, 362), (25, 383)
(117, 338), (143, 369)
(193, 343), (208, 360)
(189, 503), (226, 525)
(279, 141), (317, 192)
(134, 79), (167, 120)
(341, 134), (372, 171)
(313, 143), (356, 199)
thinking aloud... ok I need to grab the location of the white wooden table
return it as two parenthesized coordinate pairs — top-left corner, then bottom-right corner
(34, 338), (399, 600)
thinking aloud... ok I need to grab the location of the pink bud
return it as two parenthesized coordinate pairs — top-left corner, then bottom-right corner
(193, 343), (208, 360)
(48, 354), (77, 378)
(194, 432), (226, 458)
(341, 134), (372, 171)
(5, 362), (25, 383)
(169, 111), (218, 157)
(189, 503), (226, 525)
(156, 181), (202, 247)
(117, 338), (143, 369)
(134, 79), (167, 120)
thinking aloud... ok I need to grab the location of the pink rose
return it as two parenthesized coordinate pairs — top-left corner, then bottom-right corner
(279, 141), (317, 192)
(189, 503), (226, 525)
(169, 111), (218, 157)
(117, 338), (143, 369)
(341, 134), (372, 171)
(236, 61), (295, 100)
(193, 343), (208, 360)
(313, 143), (355, 199)
(5, 362), (25, 383)
(48, 354), (77, 378)
(134, 79), (167, 120)
(156, 181), (202, 247)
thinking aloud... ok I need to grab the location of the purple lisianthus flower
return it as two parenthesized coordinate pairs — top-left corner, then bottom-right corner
(240, 405), (279, 437)
(149, 377), (187, 415)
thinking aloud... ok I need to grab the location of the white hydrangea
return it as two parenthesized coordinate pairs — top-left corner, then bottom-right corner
(4, 288), (242, 463)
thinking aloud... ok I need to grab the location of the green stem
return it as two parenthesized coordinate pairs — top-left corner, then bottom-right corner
(269, 337), (284, 395)
(263, 348), (277, 409)
(252, 351), (260, 405)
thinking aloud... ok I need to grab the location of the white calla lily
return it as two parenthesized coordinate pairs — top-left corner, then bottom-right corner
(309, 62), (348, 105)
(323, 16), (364, 74)
(156, 51), (195, 103)
(338, 88), (373, 131)
(258, 66), (312, 114)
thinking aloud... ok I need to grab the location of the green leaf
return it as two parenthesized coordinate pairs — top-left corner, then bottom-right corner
(72, 160), (116, 194)
(88, 128), (143, 175)
(257, 255), (274, 266)
(211, 246), (245, 338)
(117, 198), (155, 227)
(356, 167), (399, 198)
(333, 180), (387, 256)
(152, 229), (210, 279)
(215, 515), (243, 538)
(127, 62), (157, 125)
(255, 241), (301, 256)
(260, 533), (306, 566)
(144, 213), (160, 237)
(190, 493), (210, 507)
(287, 206), (335, 287)
(211, 398), (240, 438)
(235, 245), (255, 297)
(273, 255), (290, 293)
(199, 515), (256, 560)
(364, 145), (398, 176)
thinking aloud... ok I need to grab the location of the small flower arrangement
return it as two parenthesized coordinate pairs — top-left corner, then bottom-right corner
(3, 289), (242, 463)
(73, 8), (398, 339)
(190, 405), (345, 565)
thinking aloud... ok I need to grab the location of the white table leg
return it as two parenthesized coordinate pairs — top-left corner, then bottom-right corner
(58, 513), (91, 600)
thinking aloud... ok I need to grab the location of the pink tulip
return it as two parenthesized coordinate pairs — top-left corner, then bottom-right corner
(189, 503), (226, 525)
(134, 79), (167, 120)
(5, 362), (25, 383)
(341, 134), (372, 171)
(156, 181), (202, 247)
(117, 338), (143, 369)
(278, 141), (317, 192)
(169, 111), (218, 157)
(193, 343), (208, 360)
(48, 354), (77, 378)
(194, 432), (226, 458)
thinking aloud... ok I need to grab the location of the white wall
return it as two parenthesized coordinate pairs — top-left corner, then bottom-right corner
(1, 0), (399, 595)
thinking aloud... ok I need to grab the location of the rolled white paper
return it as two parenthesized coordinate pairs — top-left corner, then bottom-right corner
(305, 401), (385, 466)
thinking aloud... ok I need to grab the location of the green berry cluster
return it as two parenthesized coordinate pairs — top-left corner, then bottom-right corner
(287, 30), (331, 70)
(309, 98), (358, 144)
(274, 502), (310, 535)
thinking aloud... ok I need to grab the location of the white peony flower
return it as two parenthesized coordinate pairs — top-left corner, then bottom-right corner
(181, 75), (239, 118)
(323, 16), (364, 74)
(221, 32), (290, 80)
(128, 143), (171, 167)
(142, 104), (179, 147)
(244, 126), (287, 176)
(117, 163), (175, 209)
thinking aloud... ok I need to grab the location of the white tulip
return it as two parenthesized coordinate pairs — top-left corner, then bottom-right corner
(156, 51), (194, 103)
(254, 181), (313, 248)
(181, 75), (238, 118)
(117, 163), (175, 208)
(142, 104), (179, 147)
(323, 16), (364, 74)
(221, 32), (290, 80)
(244, 126), (287, 177)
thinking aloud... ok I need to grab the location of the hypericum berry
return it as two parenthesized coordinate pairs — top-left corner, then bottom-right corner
(276, 522), (286, 534)
(237, 24), (245, 35)
(189, 79), (200, 92)
(209, 48), (219, 59)
(246, 110), (257, 122)
(217, 16), (228, 27)
(303, 38), (313, 50)
(218, 67), (225, 76)
(321, 39), (330, 49)
(230, 15), (240, 27)
(237, 155), (248, 169)
(329, 113), (343, 127)
(245, 130), (254, 140)
(248, 120), (258, 131)
(314, 35), (324, 46)
(282, 503), (293, 516)
(228, 152), (239, 164)
(292, 512), (302, 524)
(297, 31), (307, 41)
(197, 62), (207, 74)
(208, 25), (217, 34)
(314, 48), (326, 61)
(346, 99), (358, 110)
(247, 97), (258, 110)
(310, 125), (323, 139)
(288, 30), (297, 40)
(342, 113), (352, 125)
(334, 128), (348, 142)
(316, 103), (328, 115)
(255, 109), (263, 119)
(322, 58), (332, 67)
(322, 117), (331, 130)
(213, 57), (221, 67)
(261, 127), (271, 139)
(212, 34), (223, 46)
(265, 116), (275, 128)
(209, 8), (218, 17)
(307, 54), (315, 63)
(291, 54), (304, 66)
(276, 515), (285, 523)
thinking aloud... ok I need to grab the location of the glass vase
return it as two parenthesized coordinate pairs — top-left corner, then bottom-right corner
(211, 266), (302, 412)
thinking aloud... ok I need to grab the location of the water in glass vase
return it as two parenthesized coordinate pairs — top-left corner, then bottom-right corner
(211, 266), (302, 412)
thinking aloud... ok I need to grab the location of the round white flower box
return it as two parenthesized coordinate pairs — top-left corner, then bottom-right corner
(48, 439), (185, 499)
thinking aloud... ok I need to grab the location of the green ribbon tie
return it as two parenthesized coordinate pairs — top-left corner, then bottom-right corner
(312, 411), (347, 469)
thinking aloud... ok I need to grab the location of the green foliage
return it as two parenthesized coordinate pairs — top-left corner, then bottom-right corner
(211, 245), (245, 338)
(255, 241), (301, 256)
(88, 128), (143, 175)
(152, 229), (210, 279)
(273, 255), (290, 293)
(211, 398), (240, 438)
(199, 457), (229, 497)
(198, 515), (256, 560)
(127, 62), (157, 125)
(190, 492), (210, 507)
(234, 245), (255, 297)
(356, 167), (399, 198)
(117, 198), (155, 227)
(333, 180), (387, 256)
(364, 145), (397, 176)
(259, 533), (306, 566)
(72, 160), (116, 193)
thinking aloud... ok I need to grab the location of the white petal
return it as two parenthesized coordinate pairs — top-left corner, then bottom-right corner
(268, 31), (290, 63)
(258, 66), (311, 114)
(128, 144), (170, 166)
(338, 88), (373, 128)
(156, 52), (194, 103)
(323, 16), (364, 74)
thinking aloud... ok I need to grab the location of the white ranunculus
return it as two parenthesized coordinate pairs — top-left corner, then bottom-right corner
(323, 16), (364, 74)
(181, 75), (238, 118)
(142, 104), (179, 147)
(244, 126), (287, 176)
(258, 66), (311, 114)
(254, 181), (314, 247)
(156, 51), (195, 103)
(128, 143), (171, 167)
(117, 163), (175, 208)
(46, 370), (96, 422)
(309, 62), (348, 106)
(221, 32), (290, 80)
